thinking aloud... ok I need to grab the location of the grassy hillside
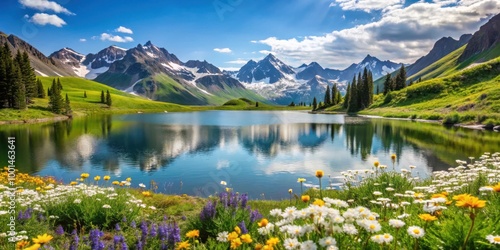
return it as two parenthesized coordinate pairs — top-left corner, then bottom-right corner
(149, 74), (269, 105)
(363, 56), (500, 124)
(0, 77), (190, 122)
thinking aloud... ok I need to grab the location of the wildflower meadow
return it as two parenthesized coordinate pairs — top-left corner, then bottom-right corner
(1, 152), (500, 249)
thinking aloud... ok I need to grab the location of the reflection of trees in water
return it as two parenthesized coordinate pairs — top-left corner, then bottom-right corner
(2, 114), (500, 174)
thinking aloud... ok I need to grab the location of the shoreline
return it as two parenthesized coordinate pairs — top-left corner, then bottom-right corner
(0, 115), (70, 125)
(313, 110), (499, 131)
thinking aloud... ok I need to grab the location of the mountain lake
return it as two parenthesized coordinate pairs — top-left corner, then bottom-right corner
(2, 110), (500, 199)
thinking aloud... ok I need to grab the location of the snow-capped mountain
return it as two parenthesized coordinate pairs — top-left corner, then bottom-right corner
(49, 41), (265, 105)
(237, 54), (296, 84)
(337, 54), (400, 82)
(230, 53), (399, 105)
(50, 46), (127, 79)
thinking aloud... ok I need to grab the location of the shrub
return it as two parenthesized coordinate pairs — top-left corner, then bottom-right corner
(442, 113), (460, 125)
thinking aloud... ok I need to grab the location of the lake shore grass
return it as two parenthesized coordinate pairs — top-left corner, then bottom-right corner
(1, 153), (499, 249)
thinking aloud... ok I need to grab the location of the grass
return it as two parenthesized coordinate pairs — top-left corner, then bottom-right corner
(0, 77), (191, 122)
(363, 56), (500, 125)
(211, 98), (311, 111)
(1, 152), (500, 249)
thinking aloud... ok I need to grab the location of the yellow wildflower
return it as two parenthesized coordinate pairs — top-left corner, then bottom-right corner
(176, 241), (190, 250)
(80, 173), (89, 179)
(94, 176), (101, 181)
(258, 218), (269, 227)
(266, 237), (280, 247)
(103, 175), (110, 181)
(240, 234), (252, 243)
(230, 238), (242, 249)
(185, 229), (199, 238)
(142, 191), (152, 197)
(234, 226), (241, 235)
(22, 244), (41, 250)
(313, 199), (325, 207)
(301, 195), (310, 203)
(419, 214), (438, 222)
(315, 170), (324, 178)
(32, 234), (53, 244)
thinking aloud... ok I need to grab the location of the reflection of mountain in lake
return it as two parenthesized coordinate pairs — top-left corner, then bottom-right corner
(0, 113), (499, 175)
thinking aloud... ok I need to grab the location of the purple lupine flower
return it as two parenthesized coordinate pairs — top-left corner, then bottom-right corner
(238, 221), (248, 234)
(150, 223), (158, 237)
(140, 221), (148, 236)
(89, 229), (105, 250)
(122, 216), (127, 222)
(163, 215), (168, 221)
(17, 211), (23, 221)
(115, 223), (121, 231)
(167, 222), (181, 247)
(250, 209), (262, 223)
(240, 194), (248, 208)
(230, 192), (239, 208)
(69, 229), (79, 250)
(219, 192), (228, 207)
(158, 223), (168, 240)
(121, 240), (128, 250)
(130, 221), (136, 228)
(200, 200), (217, 220)
(113, 235), (121, 246)
(55, 225), (64, 236)
(136, 240), (143, 250)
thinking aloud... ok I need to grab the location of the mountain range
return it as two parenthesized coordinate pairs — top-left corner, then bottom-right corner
(1, 13), (500, 106)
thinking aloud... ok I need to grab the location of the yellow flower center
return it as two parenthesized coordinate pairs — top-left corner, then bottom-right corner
(370, 224), (376, 230)
(413, 229), (420, 234)
(494, 237), (500, 242)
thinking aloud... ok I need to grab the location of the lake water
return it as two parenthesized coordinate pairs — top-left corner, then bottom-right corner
(2, 111), (500, 199)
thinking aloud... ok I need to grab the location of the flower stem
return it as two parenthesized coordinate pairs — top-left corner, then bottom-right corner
(413, 238), (419, 250)
(462, 211), (476, 250)
(319, 178), (322, 199)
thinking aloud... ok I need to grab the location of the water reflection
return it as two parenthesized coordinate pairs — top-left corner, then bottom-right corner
(1, 112), (499, 198)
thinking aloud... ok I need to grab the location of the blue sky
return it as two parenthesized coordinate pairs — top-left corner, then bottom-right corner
(0, 0), (499, 69)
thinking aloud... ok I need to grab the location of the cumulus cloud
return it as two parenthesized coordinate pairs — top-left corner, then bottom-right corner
(79, 38), (87, 42)
(115, 26), (133, 34)
(100, 33), (134, 43)
(19, 0), (74, 15)
(333, 0), (404, 12)
(29, 13), (66, 27)
(213, 48), (232, 53)
(258, 0), (500, 69)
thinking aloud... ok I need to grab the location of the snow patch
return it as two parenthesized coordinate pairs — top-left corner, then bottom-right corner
(381, 66), (396, 74)
(111, 45), (127, 51)
(35, 69), (48, 77)
(85, 66), (109, 79)
(124, 78), (143, 93)
(72, 64), (90, 78)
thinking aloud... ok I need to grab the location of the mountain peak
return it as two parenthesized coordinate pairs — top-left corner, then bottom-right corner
(144, 41), (153, 46)
(362, 54), (378, 63)
(264, 53), (277, 60)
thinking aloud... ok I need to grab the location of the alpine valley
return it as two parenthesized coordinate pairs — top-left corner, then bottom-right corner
(1, 31), (405, 105)
(1, 12), (500, 108)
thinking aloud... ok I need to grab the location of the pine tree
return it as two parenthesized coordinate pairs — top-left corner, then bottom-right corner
(19, 52), (37, 101)
(101, 90), (105, 103)
(37, 79), (45, 98)
(47, 87), (51, 97)
(106, 90), (112, 106)
(336, 90), (341, 105)
(57, 78), (63, 90)
(383, 73), (392, 95)
(11, 66), (26, 109)
(255, 101), (259, 107)
(331, 84), (338, 105)
(348, 76), (359, 113)
(395, 64), (406, 90)
(49, 78), (64, 114)
(343, 83), (350, 109)
(0, 43), (8, 108)
(368, 71), (373, 106)
(64, 93), (72, 115)
(84, 91), (87, 98)
(312, 97), (317, 111)
(324, 85), (331, 106)
(360, 68), (369, 109)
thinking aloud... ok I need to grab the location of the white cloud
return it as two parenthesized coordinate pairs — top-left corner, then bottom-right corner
(100, 33), (134, 43)
(79, 38), (86, 42)
(213, 48), (232, 53)
(115, 26), (133, 34)
(29, 13), (66, 27)
(226, 59), (249, 65)
(258, 0), (500, 69)
(19, 0), (74, 15)
(333, 0), (404, 12)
